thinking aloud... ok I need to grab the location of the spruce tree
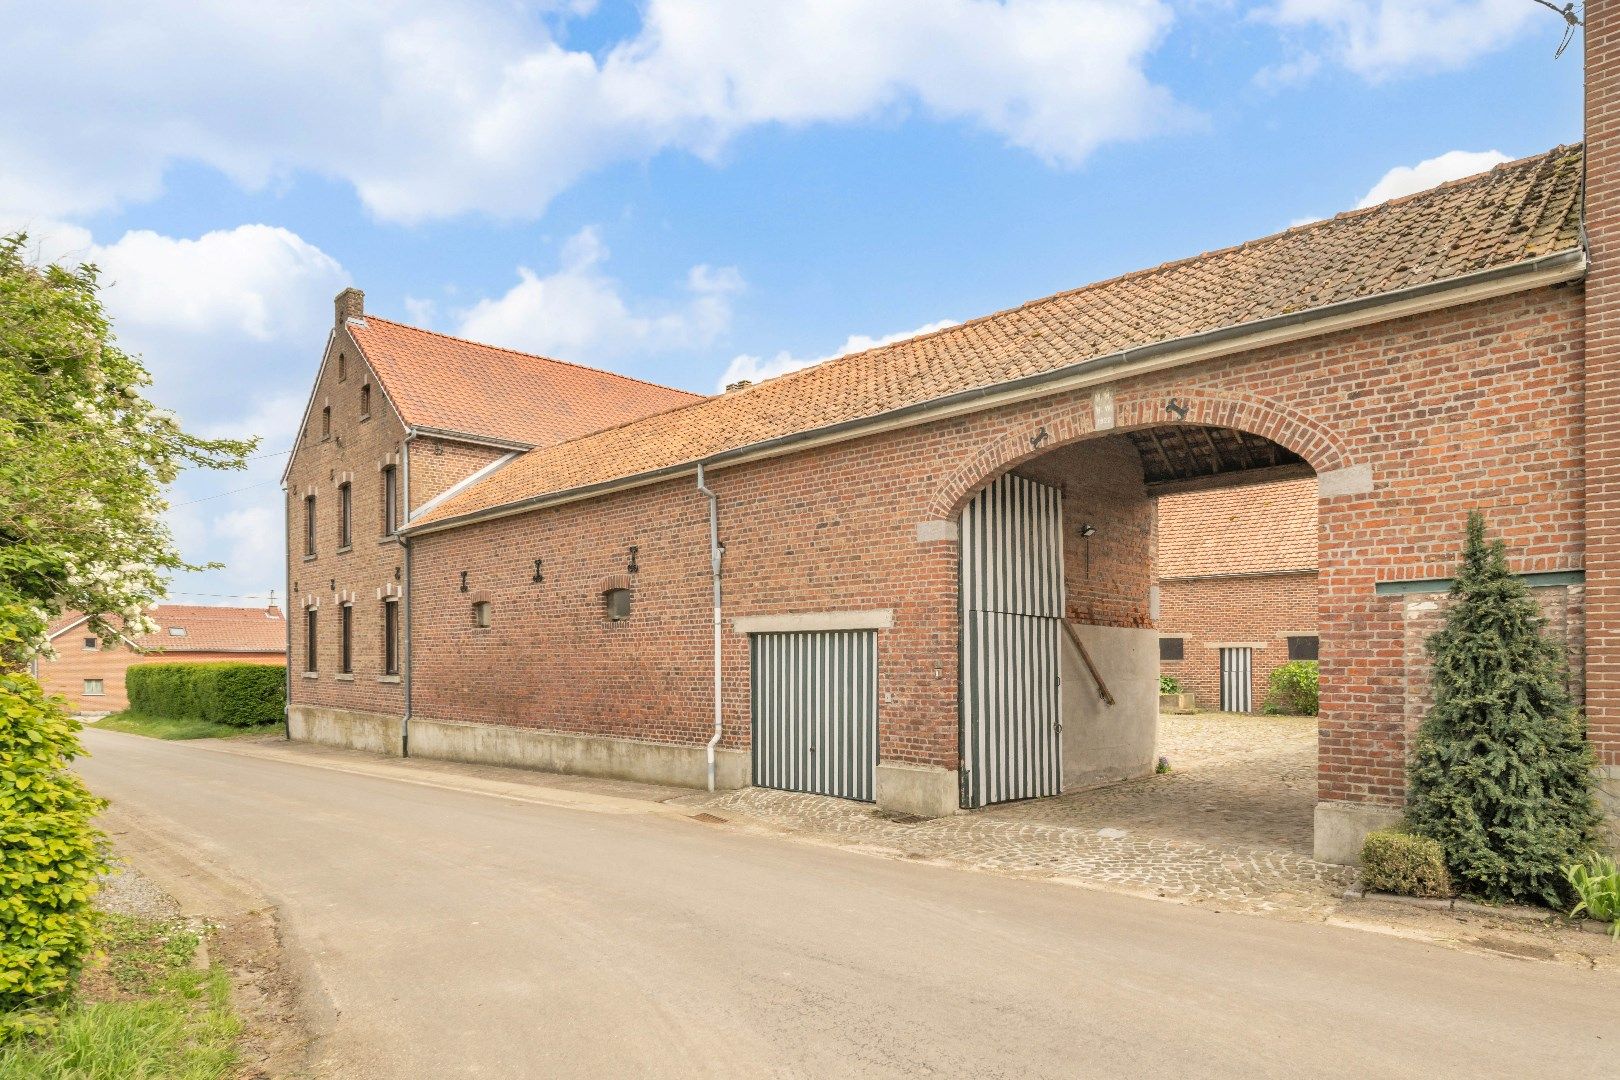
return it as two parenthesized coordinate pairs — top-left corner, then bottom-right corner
(1405, 511), (1603, 906)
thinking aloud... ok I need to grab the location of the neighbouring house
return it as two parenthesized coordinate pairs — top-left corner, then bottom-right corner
(36, 604), (287, 714)
(282, 27), (1620, 863)
(1156, 477), (1318, 714)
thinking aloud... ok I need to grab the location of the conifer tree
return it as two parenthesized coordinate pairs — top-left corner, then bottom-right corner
(1405, 511), (1603, 906)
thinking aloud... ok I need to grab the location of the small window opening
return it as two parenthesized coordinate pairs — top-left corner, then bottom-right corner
(305, 608), (319, 672)
(382, 465), (398, 534)
(322, 405), (332, 440)
(605, 588), (632, 621)
(338, 353), (347, 381)
(167, 626), (186, 637)
(1287, 635), (1320, 661)
(304, 494), (317, 556)
(473, 601), (492, 629)
(360, 383), (371, 419)
(83, 679), (104, 696)
(383, 600), (400, 675)
(1159, 637), (1184, 662)
(338, 482), (352, 548)
(83, 636), (97, 651)
(340, 604), (353, 674)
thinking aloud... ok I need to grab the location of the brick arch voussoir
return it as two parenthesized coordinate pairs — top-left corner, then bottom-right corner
(927, 387), (1353, 519)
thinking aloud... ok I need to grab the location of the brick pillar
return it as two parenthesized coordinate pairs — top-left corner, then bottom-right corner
(1583, 2), (1620, 838)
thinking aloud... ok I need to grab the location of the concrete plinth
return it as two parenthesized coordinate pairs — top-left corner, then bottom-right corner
(406, 716), (751, 790)
(876, 763), (960, 818)
(288, 704), (405, 757)
(1314, 800), (1403, 865)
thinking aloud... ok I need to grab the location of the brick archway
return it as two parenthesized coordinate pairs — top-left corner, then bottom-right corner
(927, 386), (1356, 518)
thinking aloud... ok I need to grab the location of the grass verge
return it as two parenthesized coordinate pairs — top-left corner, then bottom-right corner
(0, 914), (241, 1080)
(93, 710), (280, 741)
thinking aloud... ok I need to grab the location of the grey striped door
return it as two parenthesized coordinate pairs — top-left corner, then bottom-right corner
(1220, 647), (1252, 713)
(750, 630), (877, 802)
(959, 472), (1065, 808)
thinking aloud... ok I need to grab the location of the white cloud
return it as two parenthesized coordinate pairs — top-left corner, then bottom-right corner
(456, 227), (742, 362)
(1356, 149), (1509, 207)
(1, 0), (1179, 224)
(1257, 1), (1539, 80)
(719, 318), (960, 390)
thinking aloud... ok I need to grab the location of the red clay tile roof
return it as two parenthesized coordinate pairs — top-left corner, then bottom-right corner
(411, 144), (1584, 528)
(347, 317), (704, 447)
(50, 605), (286, 654)
(1157, 478), (1317, 579)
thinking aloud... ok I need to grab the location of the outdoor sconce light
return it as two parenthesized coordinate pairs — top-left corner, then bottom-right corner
(532, 558), (544, 583)
(605, 588), (632, 621)
(459, 571), (469, 592)
(1078, 524), (1097, 537)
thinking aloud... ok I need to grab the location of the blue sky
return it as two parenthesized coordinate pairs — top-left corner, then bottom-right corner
(0, 1), (1586, 605)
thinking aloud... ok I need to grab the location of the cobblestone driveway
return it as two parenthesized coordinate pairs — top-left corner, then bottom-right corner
(683, 711), (1355, 915)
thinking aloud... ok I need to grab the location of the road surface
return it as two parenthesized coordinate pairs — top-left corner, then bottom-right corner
(77, 729), (1616, 1078)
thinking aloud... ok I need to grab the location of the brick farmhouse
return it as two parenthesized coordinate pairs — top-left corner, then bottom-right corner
(1156, 477), (1319, 714)
(283, 26), (1620, 862)
(36, 604), (286, 713)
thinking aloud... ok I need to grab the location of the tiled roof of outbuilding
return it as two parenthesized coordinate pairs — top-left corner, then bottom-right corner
(1157, 478), (1318, 580)
(347, 318), (704, 448)
(412, 144), (1585, 528)
(49, 605), (286, 653)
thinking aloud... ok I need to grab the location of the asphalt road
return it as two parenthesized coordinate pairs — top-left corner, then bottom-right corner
(77, 729), (1616, 1079)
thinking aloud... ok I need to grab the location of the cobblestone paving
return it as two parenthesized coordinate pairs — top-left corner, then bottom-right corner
(682, 712), (1355, 915)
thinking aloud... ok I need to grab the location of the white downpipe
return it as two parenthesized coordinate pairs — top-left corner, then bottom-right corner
(696, 463), (724, 791)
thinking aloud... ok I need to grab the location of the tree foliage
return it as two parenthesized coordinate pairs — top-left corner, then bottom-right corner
(1405, 511), (1603, 906)
(0, 233), (254, 664)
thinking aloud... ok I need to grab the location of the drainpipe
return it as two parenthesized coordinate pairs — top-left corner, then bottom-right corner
(401, 430), (415, 759)
(281, 482), (291, 740)
(696, 463), (724, 791)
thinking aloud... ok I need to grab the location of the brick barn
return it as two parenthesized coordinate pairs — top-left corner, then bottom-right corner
(36, 604), (286, 714)
(284, 31), (1620, 862)
(1155, 477), (1319, 714)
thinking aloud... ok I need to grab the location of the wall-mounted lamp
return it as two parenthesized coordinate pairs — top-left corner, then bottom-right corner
(532, 558), (544, 583)
(1078, 523), (1097, 538)
(459, 570), (469, 592)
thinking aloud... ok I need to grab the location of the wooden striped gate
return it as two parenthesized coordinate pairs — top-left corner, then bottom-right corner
(1220, 647), (1253, 713)
(959, 472), (1065, 808)
(750, 630), (878, 802)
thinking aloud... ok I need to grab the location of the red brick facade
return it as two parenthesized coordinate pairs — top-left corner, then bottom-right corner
(1158, 572), (1318, 712)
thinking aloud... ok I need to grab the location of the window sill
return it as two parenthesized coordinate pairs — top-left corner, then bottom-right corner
(335, 673), (355, 682)
(302, 554), (317, 563)
(301, 671), (319, 679)
(336, 545), (353, 555)
(377, 675), (401, 684)
(377, 535), (399, 546)
(360, 414), (371, 422)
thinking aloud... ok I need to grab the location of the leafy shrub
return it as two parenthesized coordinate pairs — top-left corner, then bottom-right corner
(1565, 857), (1620, 938)
(125, 663), (284, 728)
(1360, 830), (1451, 899)
(0, 672), (108, 1035)
(1406, 513), (1602, 907)
(1262, 660), (1318, 715)
(1158, 675), (1183, 695)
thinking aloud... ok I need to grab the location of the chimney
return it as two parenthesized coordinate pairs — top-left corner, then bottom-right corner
(334, 287), (365, 328)
(725, 379), (753, 393)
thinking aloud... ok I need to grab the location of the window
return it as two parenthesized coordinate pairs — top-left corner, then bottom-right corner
(472, 601), (491, 629)
(83, 679), (104, 697)
(304, 495), (316, 556)
(1159, 637), (1184, 662)
(360, 383), (371, 419)
(383, 600), (400, 676)
(1287, 635), (1320, 661)
(338, 482), (352, 548)
(167, 626), (186, 637)
(337, 353), (347, 381)
(82, 636), (97, 651)
(382, 465), (398, 534)
(321, 405), (332, 440)
(305, 608), (318, 672)
(340, 604), (353, 674)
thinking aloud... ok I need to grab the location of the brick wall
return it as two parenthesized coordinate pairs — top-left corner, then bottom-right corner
(1158, 572), (1318, 711)
(36, 645), (283, 713)
(284, 324), (512, 719)
(405, 284), (1592, 808)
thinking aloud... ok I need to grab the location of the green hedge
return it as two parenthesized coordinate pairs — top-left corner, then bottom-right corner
(125, 663), (285, 728)
(1262, 660), (1319, 716)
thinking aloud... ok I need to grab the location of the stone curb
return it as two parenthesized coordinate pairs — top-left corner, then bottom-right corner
(1345, 886), (1617, 935)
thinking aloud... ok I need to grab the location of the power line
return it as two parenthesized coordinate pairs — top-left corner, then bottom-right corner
(171, 478), (280, 507)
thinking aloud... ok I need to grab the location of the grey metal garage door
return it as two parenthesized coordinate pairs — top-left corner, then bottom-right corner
(751, 630), (877, 802)
(959, 471), (1064, 808)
